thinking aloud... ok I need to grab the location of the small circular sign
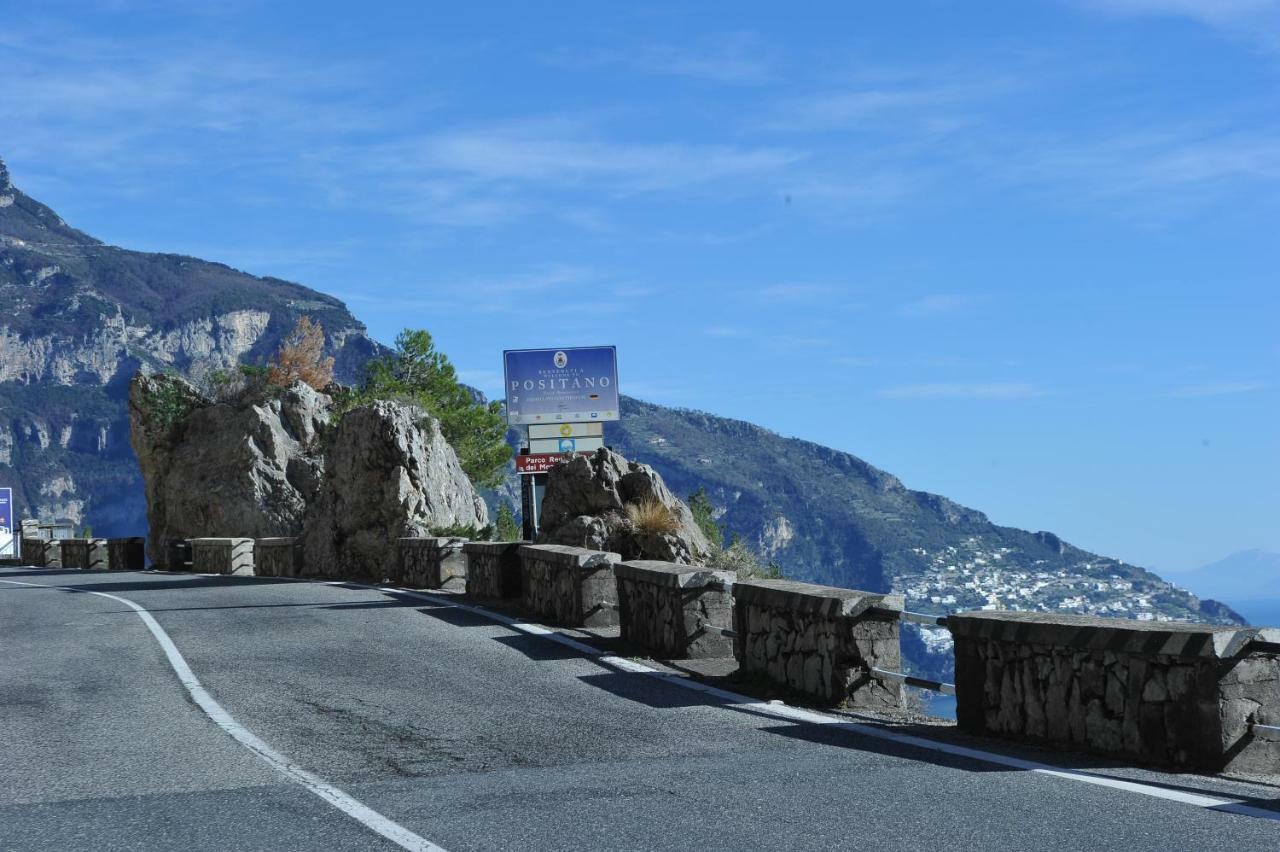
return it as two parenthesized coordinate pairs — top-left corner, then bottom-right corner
(553, 350), (568, 368)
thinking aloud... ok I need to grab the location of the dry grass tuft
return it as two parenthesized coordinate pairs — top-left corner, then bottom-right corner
(626, 499), (680, 535)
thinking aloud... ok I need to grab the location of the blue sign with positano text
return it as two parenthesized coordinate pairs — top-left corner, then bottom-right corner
(504, 346), (619, 425)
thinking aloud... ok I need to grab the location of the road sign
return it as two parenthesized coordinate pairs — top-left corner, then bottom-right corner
(0, 487), (13, 558)
(504, 346), (619, 425)
(529, 422), (603, 440)
(515, 453), (571, 475)
(529, 436), (604, 455)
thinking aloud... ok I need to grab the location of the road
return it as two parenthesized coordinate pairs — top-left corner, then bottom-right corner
(2, 566), (1278, 851)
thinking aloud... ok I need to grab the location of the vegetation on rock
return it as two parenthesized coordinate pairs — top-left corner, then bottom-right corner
(268, 316), (335, 391)
(626, 498), (680, 536)
(338, 329), (512, 488)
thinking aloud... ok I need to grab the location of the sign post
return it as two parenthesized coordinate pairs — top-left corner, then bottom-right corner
(0, 488), (14, 559)
(505, 346), (619, 540)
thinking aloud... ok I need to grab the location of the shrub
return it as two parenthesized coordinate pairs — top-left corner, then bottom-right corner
(429, 522), (494, 541)
(687, 487), (724, 549)
(707, 536), (784, 580)
(626, 499), (680, 535)
(268, 315), (334, 391)
(494, 502), (521, 542)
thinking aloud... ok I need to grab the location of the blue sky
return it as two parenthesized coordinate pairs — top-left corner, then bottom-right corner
(3, 0), (1277, 573)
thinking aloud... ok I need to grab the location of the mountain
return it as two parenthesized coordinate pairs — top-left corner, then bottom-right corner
(0, 157), (1243, 681)
(1165, 550), (1280, 605)
(0, 157), (379, 534)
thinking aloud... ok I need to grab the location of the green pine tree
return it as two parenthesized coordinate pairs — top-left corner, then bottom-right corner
(341, 329), (513, 487)
(494, 502), (521, 542)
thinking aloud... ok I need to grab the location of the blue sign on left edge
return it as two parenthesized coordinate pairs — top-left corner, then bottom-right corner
(504, 346), (619, 425)
(0, 487), (14, 558)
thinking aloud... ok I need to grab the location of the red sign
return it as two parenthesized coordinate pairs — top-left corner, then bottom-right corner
(515, 453), (568, 475)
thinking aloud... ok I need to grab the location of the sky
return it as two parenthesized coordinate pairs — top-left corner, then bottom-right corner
(2, 0), (1277, 574)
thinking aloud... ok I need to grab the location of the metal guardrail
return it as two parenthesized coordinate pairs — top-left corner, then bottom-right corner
(901, 610), (950, 627)
(871, 667), (957, 697)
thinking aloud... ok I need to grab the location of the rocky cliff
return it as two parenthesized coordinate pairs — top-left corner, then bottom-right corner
(129, 373), (331, 562)
(0, 156), (380, 534)
(537, 448), (709, 563)
(302, 400), (488, 581)
(129, 372), (487, 575)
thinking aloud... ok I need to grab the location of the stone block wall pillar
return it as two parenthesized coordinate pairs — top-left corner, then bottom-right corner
(189, 538), (255, 575)
(107, 538), (146, 571)
(20, 537), (44, 566)
(732, 579), (904, 708)
(950, 611), (1280, 773)
(254, 538), (303, 578)
(59, 539), (109, 570)
(59, 538), (90, 570)
(41, 540), (64, 569)
(519, 544), (621, 628)
(463, 541), (525, 599)
(165, 540), (192, 571)
(397, 537), (468, 590)
(614, 560), (736, 659)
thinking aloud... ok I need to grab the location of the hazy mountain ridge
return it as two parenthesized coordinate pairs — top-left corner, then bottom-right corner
(0, 157), (379, 532)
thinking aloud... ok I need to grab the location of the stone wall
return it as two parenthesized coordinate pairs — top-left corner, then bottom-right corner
(733, 579), (903, 708)
(165, 539), (192, 571)
(254, 537), (303, 578)
(397, 537), (468, 590)
(951, 611), (1280, 772)
(107, 537), (145, 571)
(464, 541), (524, 600)
(190, 538), (254, 575)
(60, 538), (109, 571)
(519, 544), (621, 628)
(614, 560), (735, 659)
(20, 537), (46, 566)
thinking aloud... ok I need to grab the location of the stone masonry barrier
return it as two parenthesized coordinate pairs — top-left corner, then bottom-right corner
(614, 560), (735, 659)
(519, 544), (621, 628)
(733, 579), (904, 708)
(21, 537), (45, 566)
(463, 541), (525, 599)
(59, 538), (109, 571)
(189, 538), (255, 576)
(166, 539), (192, 571)
(951, 611), (1280, 773)
(38, 539), (64, 569)
(107, 538), (146, 572)
(397, 537), (468, 590)
(254, 538), (303, 578)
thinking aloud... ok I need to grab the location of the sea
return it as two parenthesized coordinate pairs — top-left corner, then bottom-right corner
(918, 598), (1280, 723)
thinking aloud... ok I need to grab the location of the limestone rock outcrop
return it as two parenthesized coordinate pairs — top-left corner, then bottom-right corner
(300, 401), (488, 581)
(537, 448), (709, 563)
(130, 373), (487, 575)
(129, 372), (330, 563)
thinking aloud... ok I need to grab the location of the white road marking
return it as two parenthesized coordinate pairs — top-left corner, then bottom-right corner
(347, 581), (1280, 823)
(10, 568), (1278, 823)
(0, 577), (446, 852)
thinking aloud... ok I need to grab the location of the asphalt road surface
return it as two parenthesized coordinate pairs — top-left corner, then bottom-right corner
(3, 566), (1279, 851)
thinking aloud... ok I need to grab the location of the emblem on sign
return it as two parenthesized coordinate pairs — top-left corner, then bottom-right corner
(553, 351), (569, 368)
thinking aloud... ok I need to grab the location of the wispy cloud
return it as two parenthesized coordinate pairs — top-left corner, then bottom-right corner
(878, 382), (1047, 399)
(1165, 380), (1268, 397)
(543, 32), (777, 84)
(1075, 0), (1280, 42)
(898, 294), (977, 317)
